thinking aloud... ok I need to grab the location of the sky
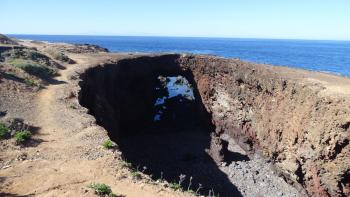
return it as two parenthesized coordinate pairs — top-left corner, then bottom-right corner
(1, 0), (350, 40)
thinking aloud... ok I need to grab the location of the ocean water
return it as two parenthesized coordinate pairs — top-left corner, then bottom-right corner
(9, 34), (350, 77)
(154, 76), (195, 121)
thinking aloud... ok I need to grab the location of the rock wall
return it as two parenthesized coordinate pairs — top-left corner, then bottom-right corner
(79, 54), (349, 196)
(179, 55), (350, 197)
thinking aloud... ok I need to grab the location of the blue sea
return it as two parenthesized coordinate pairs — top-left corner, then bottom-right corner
(9, 35), (350, 77)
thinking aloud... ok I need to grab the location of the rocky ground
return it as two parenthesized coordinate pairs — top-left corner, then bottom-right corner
(220, 134), (304, 197)
(0, 34), (349, 197)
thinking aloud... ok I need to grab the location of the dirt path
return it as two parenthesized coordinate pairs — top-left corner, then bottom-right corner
(0, 54), (189, 197)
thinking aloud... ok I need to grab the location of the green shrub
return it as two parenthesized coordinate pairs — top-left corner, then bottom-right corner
(131, 171), (142, 180)
(18, 63), (56, 77)
(52, 52), (74, 64)
(0, 123), (10, 139)
(14, 130), (31, 143)
(9, 59), (57, 77)
(102, 139), (114, 149)
(169, 182), (182, 191)
(88, 183), (112, 196)
(24, 78), (38, 86)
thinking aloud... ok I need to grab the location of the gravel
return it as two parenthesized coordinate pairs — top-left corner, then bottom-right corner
(219, 135), (304, 197)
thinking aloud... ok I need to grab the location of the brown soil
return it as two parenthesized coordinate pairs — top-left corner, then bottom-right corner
(0, 40), (191, 197)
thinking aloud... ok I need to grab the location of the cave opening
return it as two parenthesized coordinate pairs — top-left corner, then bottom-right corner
(152, 75), (200, 129)
(79, 55), (242, 196)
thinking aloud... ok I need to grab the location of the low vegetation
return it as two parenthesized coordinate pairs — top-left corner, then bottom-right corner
(24, 78), (39, 87)
(88, 183), (112, 195)
(0, 34), (18, 45)
(119, 161), (145, 181)
(9, 59), (57, 78)
(169, 182), (182, 191)
(88, 183), (123, 197)
(0, 123), (10, 139)
(45, 49), (75, 64)
(102, 139), (114, 149)
(130, 171), (142, 180)
(0, 120), (35, 145)
(14, 130), (31, 143)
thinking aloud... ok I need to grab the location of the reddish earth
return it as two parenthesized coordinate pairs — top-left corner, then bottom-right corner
(178, 55), (350, 197)
(79, 54), (349, 196)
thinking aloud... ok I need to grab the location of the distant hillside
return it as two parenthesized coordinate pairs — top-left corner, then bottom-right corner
(0, 34), (18, 45)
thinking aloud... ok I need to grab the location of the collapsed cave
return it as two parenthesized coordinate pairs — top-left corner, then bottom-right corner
(78, 54), (350, 197)
(78, 55), (243, 196)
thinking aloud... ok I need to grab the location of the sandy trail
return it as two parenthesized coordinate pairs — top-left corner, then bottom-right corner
(0, 54), (188, 197)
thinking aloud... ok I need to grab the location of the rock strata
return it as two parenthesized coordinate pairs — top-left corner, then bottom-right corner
(178, 55), (350, 197)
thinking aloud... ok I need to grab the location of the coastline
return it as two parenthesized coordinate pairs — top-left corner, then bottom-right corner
(0, 38), (349, 196)
(9, 34), (350, 78)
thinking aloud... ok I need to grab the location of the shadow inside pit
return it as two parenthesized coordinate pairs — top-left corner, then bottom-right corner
(79, 55), (243, 197)
(224, 151), (250, 163)
(222, 139), (250, 164)
(119, 129), (242, 197)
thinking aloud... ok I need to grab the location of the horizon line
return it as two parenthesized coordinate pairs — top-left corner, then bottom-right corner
(6, 33), (350, 42)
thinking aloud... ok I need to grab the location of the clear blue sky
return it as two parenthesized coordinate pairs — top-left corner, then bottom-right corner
(1, 0), (350, 40)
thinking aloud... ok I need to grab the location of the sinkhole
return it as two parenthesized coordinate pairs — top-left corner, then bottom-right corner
(78, 55), (242, 196)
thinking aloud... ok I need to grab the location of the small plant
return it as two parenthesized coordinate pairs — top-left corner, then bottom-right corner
(102, 139), (114, 149)
(208, 189), (218, 197)
(195, 183), (203, 195)
(131, 171), (142, 180)
(169, 182), (182, 191)
(0, 123), (10, 139)
(88, 183), (112, 196)
(24, 78), (38, 86)
(141, 166), (147, 173)
(169, 174), (186, 191)
(188, 189), (195, 194)
(187, 176), (193, 192)
(14, 130), (31, 143)
(179, 174), (186, 186)
(160, 171), (164, 181)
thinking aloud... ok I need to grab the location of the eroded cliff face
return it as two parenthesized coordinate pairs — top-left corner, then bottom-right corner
(79, 54), (349, 197)
(179, 55), (350, 197)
